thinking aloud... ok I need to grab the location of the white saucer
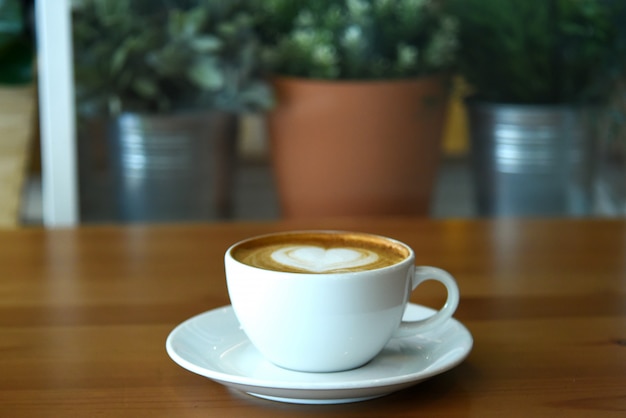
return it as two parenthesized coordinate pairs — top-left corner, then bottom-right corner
(166, 303), (473, 404)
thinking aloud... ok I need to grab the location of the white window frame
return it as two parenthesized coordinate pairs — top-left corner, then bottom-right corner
(35, 0), (79, 227)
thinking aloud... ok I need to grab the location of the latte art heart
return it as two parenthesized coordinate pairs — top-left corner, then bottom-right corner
(271, 246), (379, 273)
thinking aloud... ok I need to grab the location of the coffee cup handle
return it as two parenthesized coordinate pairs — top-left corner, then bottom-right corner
(393, 266), (460, 338)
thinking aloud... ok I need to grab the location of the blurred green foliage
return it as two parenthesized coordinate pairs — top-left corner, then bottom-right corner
(253, 0), (458, 80)
(0, 0), (33, 84)
(447, 0), (626, 104)
(72, 0), (272, 115)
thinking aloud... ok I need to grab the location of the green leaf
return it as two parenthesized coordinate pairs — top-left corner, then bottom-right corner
(110, 43), (130, 74)
(190, 35), (222, 52)
(132, 77), (159, 98)
(168, 7), (207, 38)
(188, 57), (223, 90)
(239, 81), (275, 111)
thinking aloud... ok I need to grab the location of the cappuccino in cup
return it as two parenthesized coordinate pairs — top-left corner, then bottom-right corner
(225, 230), (459, 373)
(230, 231), (409, 274)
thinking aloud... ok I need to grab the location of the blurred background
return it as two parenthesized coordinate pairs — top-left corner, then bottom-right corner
(2, 0), (626, 227)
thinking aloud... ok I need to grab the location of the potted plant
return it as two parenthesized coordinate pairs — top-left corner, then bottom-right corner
(254, 0), (458, 218)
(72, 0), (272, 222)
(0, 0), (33, 85)
(447, 0), (626, 217)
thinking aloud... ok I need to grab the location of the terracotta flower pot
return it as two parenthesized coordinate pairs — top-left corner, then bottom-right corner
(268, 76), (450, 218)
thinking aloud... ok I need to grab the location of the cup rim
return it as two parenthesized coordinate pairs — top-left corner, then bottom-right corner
(225, 229), (414, 275)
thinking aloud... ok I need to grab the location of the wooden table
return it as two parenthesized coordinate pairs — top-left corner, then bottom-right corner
(1, 218), (625, 417)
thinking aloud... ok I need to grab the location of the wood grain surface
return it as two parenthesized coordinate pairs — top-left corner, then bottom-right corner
(0, 218), (625, 417)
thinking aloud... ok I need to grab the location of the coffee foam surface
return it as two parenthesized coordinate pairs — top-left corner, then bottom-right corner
(231, 232), (408, 274)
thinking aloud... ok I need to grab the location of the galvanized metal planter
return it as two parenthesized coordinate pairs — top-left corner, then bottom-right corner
(79, 111), (238, 223)
(467, 102), (595, 217)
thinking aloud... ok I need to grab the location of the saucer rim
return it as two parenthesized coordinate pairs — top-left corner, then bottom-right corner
(166, 303), (473, 393)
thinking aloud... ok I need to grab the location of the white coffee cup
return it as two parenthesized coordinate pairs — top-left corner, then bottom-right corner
(225, 230), (459, 373)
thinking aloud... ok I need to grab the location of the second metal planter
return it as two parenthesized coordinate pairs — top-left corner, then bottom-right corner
(467, 102), (595, 217)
